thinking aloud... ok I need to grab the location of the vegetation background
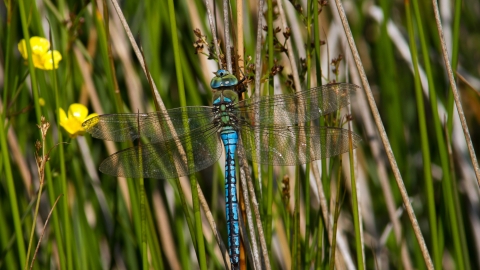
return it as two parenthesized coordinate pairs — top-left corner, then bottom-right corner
(0, 0), (479, 269)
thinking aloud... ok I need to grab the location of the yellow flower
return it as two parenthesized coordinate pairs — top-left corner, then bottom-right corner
(40, 50), (62, 70)
(59, 103), (97, 138)
(18, 37), (62, 70)
(39, 98), (45, 106)
(18, 37), (50, 58)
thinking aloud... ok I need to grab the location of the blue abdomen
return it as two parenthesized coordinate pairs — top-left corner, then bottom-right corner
(220, 129), (240, 266)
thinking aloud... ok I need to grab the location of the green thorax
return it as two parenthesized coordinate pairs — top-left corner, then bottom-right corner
(212, 90), (239, 129)
(210, 69), (240, 129)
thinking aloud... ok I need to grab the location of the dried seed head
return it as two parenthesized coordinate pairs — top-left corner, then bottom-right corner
(271, 60), (284, 76)
(37, 116), (50, 138)
(35, 140), (42, 151)
(283, 27), (291, 40)
(36, 156), (42, 166)
(331, 54), (343, 75)
(193, 28), (202, 38)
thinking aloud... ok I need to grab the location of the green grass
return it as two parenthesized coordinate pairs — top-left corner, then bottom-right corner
(1, 0), (480, 269)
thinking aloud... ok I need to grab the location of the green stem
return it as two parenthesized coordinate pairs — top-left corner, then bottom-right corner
(329, 160), (342, 270)
(0, 105), (26, 267)
(292, 167), (301, 268)
(24, 151), (45, 270)
(51, 33), (71, 270)
(313, 1), (322, 82)
(145, 199), (165, 269)
(17, 0), (49, 267)
(167, 0), (206, 268)
(1, 4), (21, 268)
(18, 0), (42, 126)
(410, 0), (443, 268)
(447, 2), (471, 267)
(265, 0), (275, 263)
(312, 2), (326, 265)
(446, 0), (461, 133)
(349, 132), (364, 270)
(140, 178), (148, 270)
(3, 0), (13, 112)
(20, 1), (74, 267)
(102, 0), (124, 113)
(304, 0), (313, 266)
(93, 0), (122, 113)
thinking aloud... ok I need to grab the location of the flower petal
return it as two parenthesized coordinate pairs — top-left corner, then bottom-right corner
(59, 108), (68, 125)
(61, 119), (85, 138)
(30, 37), (50, 55)
(41, 50), (62, 70)
(59, 104), (91, 138)
(18, 39), (28, 59)
(32, 54), (45, 69)
(68, 103), (89, 122)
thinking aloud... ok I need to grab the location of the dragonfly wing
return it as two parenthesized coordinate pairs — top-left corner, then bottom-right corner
(99, 125), (223, 179)
(82, 106), (215, 143)
(238, 83), (358, 126)
(239, 125), (361, 166)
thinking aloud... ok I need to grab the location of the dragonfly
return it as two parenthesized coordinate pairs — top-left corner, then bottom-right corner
(82, 69), (361, 269)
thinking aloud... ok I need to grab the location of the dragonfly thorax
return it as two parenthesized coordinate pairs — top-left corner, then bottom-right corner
(212, 90), (240, 130)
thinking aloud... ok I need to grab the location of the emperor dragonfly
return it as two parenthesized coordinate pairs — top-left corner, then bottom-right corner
(82, 69), (361, 268)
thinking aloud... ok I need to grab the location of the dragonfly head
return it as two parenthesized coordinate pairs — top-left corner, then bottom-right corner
(210, 69), (239, 89)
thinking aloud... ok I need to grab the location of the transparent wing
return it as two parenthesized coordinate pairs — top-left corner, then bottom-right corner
(237, 83), (358, 126)
(82, 106), (215, 143)
(99, 124), (223, 179)
(239, 125), (361, 165)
